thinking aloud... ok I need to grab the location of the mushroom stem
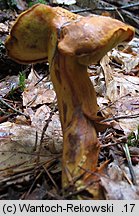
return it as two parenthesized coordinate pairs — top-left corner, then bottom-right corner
(50, 51), (100, 186)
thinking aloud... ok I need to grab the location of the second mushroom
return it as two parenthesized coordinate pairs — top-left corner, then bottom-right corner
(5, 4), (134, 190)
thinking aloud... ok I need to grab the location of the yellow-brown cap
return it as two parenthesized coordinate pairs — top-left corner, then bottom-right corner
(58, 15), (135, 65)
(5, 4), (79, 64)
(5, 4), (134, 65)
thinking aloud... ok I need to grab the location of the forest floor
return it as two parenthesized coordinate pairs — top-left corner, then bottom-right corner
(0, 0), (139, 200)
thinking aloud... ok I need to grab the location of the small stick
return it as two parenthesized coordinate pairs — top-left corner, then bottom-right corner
(115, 8), (125, 22)
(93, 3), (139, 11)
(71, 3), (139, 13)
(0, 97), (29, 118)
(101, 113), (139, 122)
(24, 170), (43, 199)
(43, 165), (59, 191)
(99, 94), (129, 112)
(123, 170), (133, 185)
(36, 111), (54, 165)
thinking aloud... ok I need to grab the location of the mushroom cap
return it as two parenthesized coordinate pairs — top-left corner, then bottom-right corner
(5, 4), (79, 64)
(58, 16), (135, 65)
(5, 4), (134, 65)
(5, 4), (55, 63)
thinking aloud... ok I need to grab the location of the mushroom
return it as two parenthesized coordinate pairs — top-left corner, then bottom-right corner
(5, 4), (134, 189)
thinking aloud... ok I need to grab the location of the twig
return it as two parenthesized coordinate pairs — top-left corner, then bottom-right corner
(0, 150), (50, 158)
(70, 8), (92, 13)
(93, 2), (139, 11)
(24, 170), (44, 199)
(99, 94), (129, 112)
(101, 142), (122, 148)
(71, 2), (139, 13)
(36, 111), (54, 165)
(26, 95), (37, 107)
(123, 170), (133, 185)
(43, 165), (59, 191)
(116, 2), (139, 10)
(0, 161), (27, 172)
(0, 107), (7, 114)
(0, 170), (34, 185)
(101, 135), (127, 148)
(33, 131), (38, 151)
(115, 8), (125, 22)
(34, 73), (49, 87)
(101, 113), (139, 122)
(0, 97), (29, 118)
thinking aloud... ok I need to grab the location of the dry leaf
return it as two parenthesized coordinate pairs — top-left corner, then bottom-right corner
(0, 23), (8, 33)
(0, 75), (19, 97)
(25, 105), (51, 130)
(100, 53), (139, 134)
(23, 70), (56, 107)
(111, 49), (139, 73)
(101, 163), (139, 200)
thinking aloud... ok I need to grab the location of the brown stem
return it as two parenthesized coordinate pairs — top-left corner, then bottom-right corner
(51, 52), (99, 129)
(50, 51), (100, 187)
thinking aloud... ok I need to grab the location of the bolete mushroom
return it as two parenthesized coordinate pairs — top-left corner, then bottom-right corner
(5, 4), (134, 189)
